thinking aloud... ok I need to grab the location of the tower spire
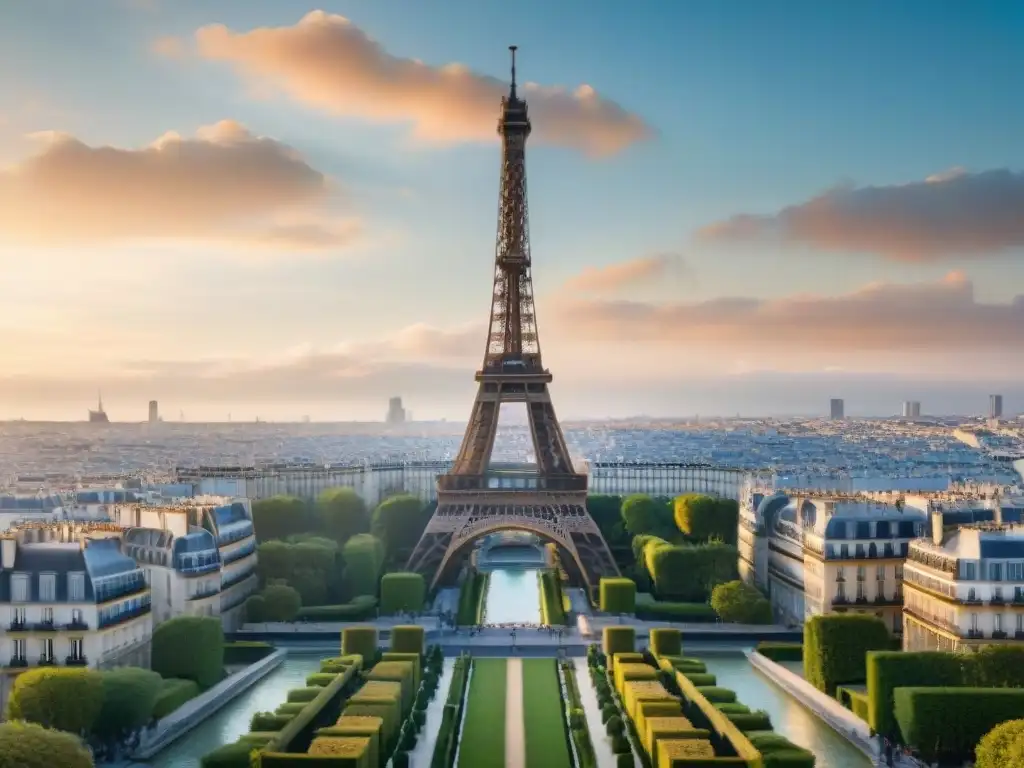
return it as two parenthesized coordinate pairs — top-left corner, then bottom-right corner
(509, 45), (518, 100)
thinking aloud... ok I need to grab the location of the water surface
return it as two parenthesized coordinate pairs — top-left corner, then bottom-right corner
(482, 567), (543, 624)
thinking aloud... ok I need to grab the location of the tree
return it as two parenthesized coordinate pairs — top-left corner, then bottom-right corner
(315, 487), (369, 544)
(710, 580), (772, 624)
(91, 667), (162, 757)
(370, 495), (428, 563)
(251, 495), (309, 542)
(343, 534), (385, 596)
(6, 667), (103, 735)
(0, 721), (93, 768)
(586, 495), (628, 546)
(244, 594), (267, 622)
(152, 616), (224, 689)
(262, 583), (302, 622)
(976, 719), (1024, 768)
(621, 495), (673, 537)
(674, 494), (739, 545)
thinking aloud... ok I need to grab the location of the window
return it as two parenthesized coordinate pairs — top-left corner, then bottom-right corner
(1008, 562), (1024, 581)
(971, 613), (979, 630)
(995, 588), (1004, 602)
(837, 583), (846, 600)
(11, 639), (25, 660)
(836, 567), (845, 582)
(963, 562), (977, 580)
(68, 572), (85, 602)
(38, 573), (55, 602)
(857, 566), (866, 581)
(995, 614), (1003, 631)
(840, 544), (849, 558)
(41, 607), (53, 625)
(71, 609), (83, 626)
(896, 564), (904, 581)
(1017, 614), (1024, 632)
(11, 607), (25, 626)
(990, 563), (1003, 582)
(40, 638), (53, 661)
(11, 573), (28, 603)
(856, 582), (865, 600)
(968, 588), (978, 602)
(893, 612), (901, 633)
(877, 565), (886, 581)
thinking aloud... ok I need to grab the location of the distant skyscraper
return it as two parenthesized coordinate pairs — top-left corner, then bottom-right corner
(148, 400), (159, 423)
(902, 401), (921, 419)
(990, 394), (1003, 419)
(829, 399), (844, 420)
(386, 396), (406, 425)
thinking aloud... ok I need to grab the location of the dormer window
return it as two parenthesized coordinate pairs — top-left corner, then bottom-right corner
(68, 572), (85, 602)
(38, 573), (56, 602)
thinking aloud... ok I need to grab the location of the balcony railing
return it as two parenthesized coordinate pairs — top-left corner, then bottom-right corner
(6, 657), (27, 668)
(68, 619), (89, 631)
(176, 559), (221, 576)
(95, 575), (148, 605)
(6, 621), (27, 632)
(65, 655), (88, 666)
(437, 473), (588, 493)
(31, 620), (57, 632)
(98, 602), (151, 630)
(189, 586), (221, 601)
(37, 656), (56, 666)
(990, 597), (1006, 606)
(967, 629), (985, 639)
(222, 541), (256, 566)
(992, 631), (1008, 640)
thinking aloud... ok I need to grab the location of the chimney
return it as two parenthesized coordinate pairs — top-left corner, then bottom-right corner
(0, 538), (15, 569)
(993, 501), (1003, 527)
(930, 508), (944, 546)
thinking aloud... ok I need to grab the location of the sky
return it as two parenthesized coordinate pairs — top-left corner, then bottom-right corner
(1, 0), (1024, 422)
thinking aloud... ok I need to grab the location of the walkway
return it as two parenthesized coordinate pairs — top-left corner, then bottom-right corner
(506, 658), (525, 768)
(572, 657), (633, 768)
(408, 658), (455, 768)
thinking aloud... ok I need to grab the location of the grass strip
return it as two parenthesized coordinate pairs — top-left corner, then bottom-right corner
(457, 658), (506, 768)
(523, 658), (573, 768)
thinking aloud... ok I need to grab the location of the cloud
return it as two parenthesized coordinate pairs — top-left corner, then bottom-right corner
(696, 168), (1024, 261)
(563, 253), (687, 294)
(556, 271), (1024, 351)
(151, 35), (186, 58)
(178, 11), (651, 157)
(0, 120), (356, 250)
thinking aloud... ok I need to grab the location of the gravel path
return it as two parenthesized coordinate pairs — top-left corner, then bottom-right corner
(505, 657), (525, 768)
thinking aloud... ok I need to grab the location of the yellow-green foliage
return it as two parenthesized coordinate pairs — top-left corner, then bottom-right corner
(381, 652), (421, 689)
(657, 738), (715, 766)
(602, 626), (636, 657)
(389, 625), (425, 655)
(308, 734), (370, 761)
(623, 680), (677, 720)
(673, 670), (762, 768)
(366, 661), (414, 713)
(615, 662), (658, 690)
(650, 628), (683, 658)
(316, 715), (383, 768)
(341, 626), (379, 662)
(321, 655), (362, 674)
(343, 698), (401, 749)
(636, 699), (684, 745)
(600, 577), (637, 614)
(644, 717), (707, 764)
(612, 651), (645, 673)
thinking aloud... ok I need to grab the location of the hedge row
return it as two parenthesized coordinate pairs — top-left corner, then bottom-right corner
(295, 595), (379, 622)
(456, 572), (488, 625)
(894, 687), (1024, 765)
(152, 616), (225, 690)
(379, 573), (425, 615)
(224, 641), (276, 666)
(754, 642), (802, 663)
(584, 646), (636, 767)
(635, 602), (719, 623)
(803, 614), (890, 695)
(539, 570), (568, 626)
(153, 678), (202, 719)
(430, 653), (471, 768)
(600, 578), (637, 614)
(560, 659), (597, 768)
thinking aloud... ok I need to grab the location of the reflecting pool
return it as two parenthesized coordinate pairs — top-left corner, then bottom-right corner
(481, 568), (543, 624)
(146, 653), (322, 768)
(700, 653), (870, 768)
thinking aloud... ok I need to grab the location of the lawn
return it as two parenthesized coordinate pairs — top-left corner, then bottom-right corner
(457, 658), (507, 768)
(522, 658), (573, 768)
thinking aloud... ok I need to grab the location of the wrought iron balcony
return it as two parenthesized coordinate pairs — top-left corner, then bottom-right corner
(98, 602), (151, 630)
(1015, 631), (1024, 640)
(6, 621), (27, 632)
(37, 656), (56, 666)
(65, 655), (88, 666)
(832, 596), (849, 605)
(855, 596), (868, 605)
(967, 629), (984, 639)
(31, 620), (57, 632)
(6, 657), (27, 668)
(992, 631), (1008, 640)
(990, 596), (1006, 606)
(68, 619), (89, 631)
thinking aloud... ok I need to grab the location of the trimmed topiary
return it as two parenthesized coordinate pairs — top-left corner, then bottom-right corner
(804, 613), (889, 695)
(341, 625), (379, 662)
(649, 628), (682, 658)
(6, 667), (104, 734)
(976, 718), (1024, 768)
(390, 625), (425, 655)
(152, 616), (225, 690)
(600, 578), (637, 614)
(602, 627), (636, 658)
(380, 572), (426, 615)
(0, 720), (93, 768)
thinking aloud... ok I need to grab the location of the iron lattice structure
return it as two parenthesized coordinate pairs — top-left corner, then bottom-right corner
(406, 48), (619, 598)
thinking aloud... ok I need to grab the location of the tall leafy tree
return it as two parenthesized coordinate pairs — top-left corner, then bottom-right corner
(91, 667), (162, 758)
(370, 494), (429, 563)
(6, 668), (103, 735)
(621, 494), (673, 537)
(343, 533), (385, 597)
(314, 487), (369, 544)
(0, 721), (93, 768)
(251, 495), (309, 542)
(674, 494), (739, 545)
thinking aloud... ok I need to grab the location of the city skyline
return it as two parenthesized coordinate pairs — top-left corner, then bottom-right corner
(2, 1), (1024, 421)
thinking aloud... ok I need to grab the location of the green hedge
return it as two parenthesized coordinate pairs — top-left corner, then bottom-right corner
(286, 687), (322, 703)
(715, 703), (749, 714)
(836, 687), (869, 723)
(295, 597), (378, 622)
(276, 703), (308, 716)
(153, 678), (202, 719)
(635, 602), (718, 623)
(251, 712), (294, 731)
(380, 572), (426, 615)
(894, 687), (1024, 765)
(342, 626), (379, 661)
(803, 614), (889, 695)
(695, 686), (737, 704)
(390, 626), (425, 655)
(224, 641), (275, 665)
(726, 712), (773, 732)
(684, 673), (717, 687)
(539, 570), (568, 625)
(200, 740), (253, 768)
(456, 572), (488, 625)
(306, 674), (337, 688)
(599, 578), (636, 614)
(649, 628), (682, 657)
(976, 718), (1024, 768)
(152, 616), (225, 690)
(431, 654), (470, 767)
(602, 627), (636, 657)
(755, 642), (803, 663)
(865, 650), (967, 739)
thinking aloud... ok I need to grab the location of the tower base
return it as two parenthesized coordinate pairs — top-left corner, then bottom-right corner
(405, 490), (619, 601)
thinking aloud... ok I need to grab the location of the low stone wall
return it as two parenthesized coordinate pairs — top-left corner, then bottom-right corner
(746, 650), (876, 759)
(132, 647), (287, 760)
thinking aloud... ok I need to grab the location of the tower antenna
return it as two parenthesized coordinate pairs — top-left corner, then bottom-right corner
(509, 45), (518, 99)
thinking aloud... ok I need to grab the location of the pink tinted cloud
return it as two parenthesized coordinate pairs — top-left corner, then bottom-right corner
(696, 168), (1024, 261)
(563, 253), (684, 293)
(185, 11), (652, 157)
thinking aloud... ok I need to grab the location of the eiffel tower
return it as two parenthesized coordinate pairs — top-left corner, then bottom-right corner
(405, 47), (619, 599)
